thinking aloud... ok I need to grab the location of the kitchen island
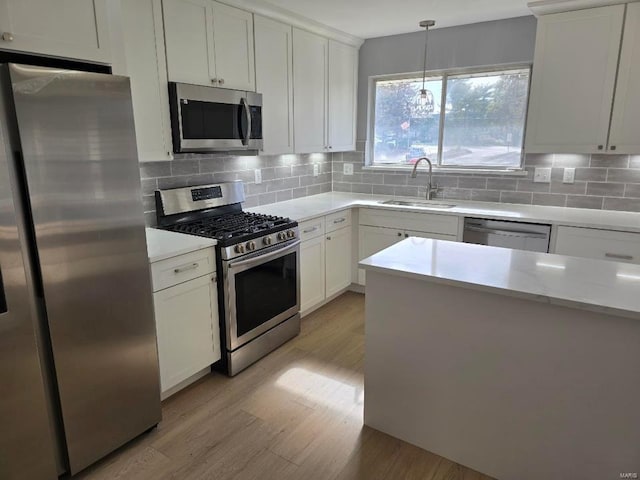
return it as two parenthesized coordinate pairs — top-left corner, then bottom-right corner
(359, 239), (640, 480)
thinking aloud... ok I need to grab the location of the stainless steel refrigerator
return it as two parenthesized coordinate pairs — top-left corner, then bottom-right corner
(0, 63), (161, 478)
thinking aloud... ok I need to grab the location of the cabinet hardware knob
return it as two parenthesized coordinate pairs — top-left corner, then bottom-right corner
(597, 145), (604, 150)
(404, 233), (409, 238)
(397, 232), (402, 237)
(327, 236), (331, 240)
(219, 78), (225, 85)
(1, 32), (14, 42)
(610, 145), (617, 151)
(211, 78), (217, 83)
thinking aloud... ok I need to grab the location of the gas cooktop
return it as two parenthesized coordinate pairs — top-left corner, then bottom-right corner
(166, 211), (296, 247)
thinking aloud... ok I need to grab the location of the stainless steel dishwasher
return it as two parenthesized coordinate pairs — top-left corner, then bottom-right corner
(463, 218), (552, 253)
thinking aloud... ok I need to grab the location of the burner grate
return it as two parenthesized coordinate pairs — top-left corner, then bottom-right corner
(167, 212), (293, 244)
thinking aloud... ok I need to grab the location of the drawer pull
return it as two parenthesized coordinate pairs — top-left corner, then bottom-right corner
(333, 218), (346, 224)
(303, 226), (319, 234)
(605, 253), (633, 261)
(174, 263), (199, 274)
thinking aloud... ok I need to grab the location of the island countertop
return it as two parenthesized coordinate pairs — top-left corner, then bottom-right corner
(359, 238), (640, 319)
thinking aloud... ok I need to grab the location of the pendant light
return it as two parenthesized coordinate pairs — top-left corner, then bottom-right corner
(419, 20), (435, 105)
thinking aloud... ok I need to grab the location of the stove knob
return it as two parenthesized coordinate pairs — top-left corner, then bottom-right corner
(263, 236), (273, 246)
(234, 244), (245, 254)
(277, 232), (286, 241)
(287, 230), (296, 239)
(246, 241), (256, 251)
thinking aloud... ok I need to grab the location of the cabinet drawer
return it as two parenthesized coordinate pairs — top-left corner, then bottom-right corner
(359, 208), (459, 236)
(555, 226), (640, 264)
(151, 248), (216, 291)
(325, 209), (352, 233)
(300, 217), (326, 241)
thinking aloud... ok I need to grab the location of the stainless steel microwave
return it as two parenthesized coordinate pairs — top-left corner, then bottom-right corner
(168, 82), (263, 153)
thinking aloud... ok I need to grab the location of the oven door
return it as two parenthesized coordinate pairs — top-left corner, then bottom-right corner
(224, 239), (300, 351)
(169, 82), (262, 153)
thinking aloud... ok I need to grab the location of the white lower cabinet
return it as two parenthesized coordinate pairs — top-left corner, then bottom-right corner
(300, 235), (326, 313)
(554, 226), (640, 264)
(150, 248), (220, 399)
(325, 225), (352, 298)
(300, 210), (352, 315)
(357, 209), (459, 285)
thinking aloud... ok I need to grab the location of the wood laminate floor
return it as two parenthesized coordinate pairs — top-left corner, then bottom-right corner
(77, 292), (493, 480)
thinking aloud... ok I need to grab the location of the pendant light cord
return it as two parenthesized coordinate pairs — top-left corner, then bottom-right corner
(422, 24), (429, 93)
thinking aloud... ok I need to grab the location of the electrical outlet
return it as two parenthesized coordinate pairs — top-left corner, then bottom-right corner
(563, 168), (575, 184)
(343, 163), (354, 175)
(313, 164), (319, 177)
(254, 169), (262, 184)
(533, 168), (552, 183)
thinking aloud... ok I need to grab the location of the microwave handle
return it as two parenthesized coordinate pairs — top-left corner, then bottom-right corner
(241, 97), (251, 146)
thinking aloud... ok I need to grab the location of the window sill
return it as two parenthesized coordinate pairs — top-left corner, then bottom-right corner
(362, 165), (529, 177)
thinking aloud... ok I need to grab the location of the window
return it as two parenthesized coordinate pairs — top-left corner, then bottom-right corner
(370, 67), (530, 170)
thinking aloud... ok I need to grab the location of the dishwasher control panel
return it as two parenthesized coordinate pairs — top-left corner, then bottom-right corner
(463, 218), (551, 253)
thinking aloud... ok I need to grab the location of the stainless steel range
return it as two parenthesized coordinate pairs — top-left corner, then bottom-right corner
(155, 181), (300, 376)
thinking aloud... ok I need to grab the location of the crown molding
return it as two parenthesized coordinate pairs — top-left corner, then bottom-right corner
(528, 0), (638, 16)
(218, 0), (364, 47)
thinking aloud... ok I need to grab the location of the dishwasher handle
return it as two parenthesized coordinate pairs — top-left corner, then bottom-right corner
(465, 225), (549, 239)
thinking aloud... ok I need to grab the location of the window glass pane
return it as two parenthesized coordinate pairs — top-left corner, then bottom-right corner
(373, 77), (442, 166)
(441, 69), (529, 167)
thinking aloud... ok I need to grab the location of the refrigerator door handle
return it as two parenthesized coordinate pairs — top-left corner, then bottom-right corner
(0, 266), (7, 314)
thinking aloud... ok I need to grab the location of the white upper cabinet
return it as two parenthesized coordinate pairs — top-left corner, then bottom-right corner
(0, 0), (111, 63)
(293, 28), (328, 154)
(163, 0), (216, 86)
(211, 2), (255, 91)
(525, 5), (625, 154)
(254, 15), (294, 154)
(163, 0), (255, 90)
(609, 2), (640, 154)
(122, 0), (173, 162)
(328, 40), (358, 152)
(292, 29), (359, 154)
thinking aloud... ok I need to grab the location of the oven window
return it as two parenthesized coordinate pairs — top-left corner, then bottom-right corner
(235, 251), (297, 338)
(180, 100), (241, 140)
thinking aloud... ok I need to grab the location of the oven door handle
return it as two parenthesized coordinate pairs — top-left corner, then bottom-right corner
(229, 240), (301, 269)
(241, 97), (251, 146)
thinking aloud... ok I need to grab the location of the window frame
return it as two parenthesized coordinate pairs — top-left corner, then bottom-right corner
(366, 63), (533, 173)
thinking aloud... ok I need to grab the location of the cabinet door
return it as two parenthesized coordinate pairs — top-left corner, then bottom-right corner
(300, 235), (326, 313)
(153, 274), (220, 393)
(525, 5), (624, 154)
(328, 40), (358, 152)
(325, 226), (352, 297)
(609, 3), (640, 154)
(293, 28), (328, 154)
(0, 0), (110, 63)
(211, 1), (255, 91)
(555, 226), (640, 265)
(163, 0), (216, 86)
(358, 225), (403, 285)
(122, 0), (173, 162)
(255, 15), (294, 154)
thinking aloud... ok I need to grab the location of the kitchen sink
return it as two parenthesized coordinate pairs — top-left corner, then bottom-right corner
(379, 200), (456, 209)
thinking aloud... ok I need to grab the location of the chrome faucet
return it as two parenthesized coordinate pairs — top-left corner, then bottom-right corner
(410, 157), (439, 200)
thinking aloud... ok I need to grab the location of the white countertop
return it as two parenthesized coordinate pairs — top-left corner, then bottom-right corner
(145, 228), (216, 263)
(359, 238), (640, 319)
(247, 192), (640, 232)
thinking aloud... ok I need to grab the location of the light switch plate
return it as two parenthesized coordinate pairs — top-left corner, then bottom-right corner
(563, 168), (575, 184)
(254, 169), (262, 184)
(344, 163), (354, 175)
(313, 164), (319, 176)
(533, 168), (552, 183)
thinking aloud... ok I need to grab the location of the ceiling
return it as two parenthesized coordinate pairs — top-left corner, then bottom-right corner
(261, 0), (532, 39)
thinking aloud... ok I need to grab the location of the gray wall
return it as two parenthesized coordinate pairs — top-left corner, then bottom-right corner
(140, 153), (332, 225)
(357, 15), (538, 140)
